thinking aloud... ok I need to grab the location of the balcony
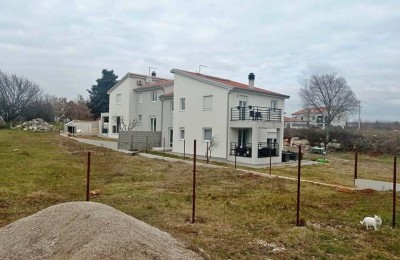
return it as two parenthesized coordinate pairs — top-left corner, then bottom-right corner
(230, 142), (279, 158)
(231, 106), (282, 122)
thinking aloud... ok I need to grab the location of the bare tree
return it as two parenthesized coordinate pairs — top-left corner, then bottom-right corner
(205, 136), (218, 162)
(299, 73), (359, 144)
(119, 117), (140, 131)
(0, 70), (42, 127)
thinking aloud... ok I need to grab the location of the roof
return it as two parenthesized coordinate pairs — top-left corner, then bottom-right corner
(107, 72), (171, 94)
(292, 107), (327, 115)
(284, 117), (307, 123)
(144, 79), (174, 88)
(171, 69), (290, 98)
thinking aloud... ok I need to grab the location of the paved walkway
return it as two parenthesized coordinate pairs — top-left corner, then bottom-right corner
(68, 136), (353, 190)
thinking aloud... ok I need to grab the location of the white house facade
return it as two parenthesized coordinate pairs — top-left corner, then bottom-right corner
(101, 72), (172, 138)
(171, 69), (290, 165)
(102, 69), (290, 165)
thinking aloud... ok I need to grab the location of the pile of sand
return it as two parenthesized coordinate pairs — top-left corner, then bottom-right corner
(0, 202), (203, 259)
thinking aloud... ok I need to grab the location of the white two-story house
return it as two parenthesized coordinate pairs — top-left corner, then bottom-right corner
(291, 108), (346, 129)
(171, 69), (290, 165)
(102, 68), (290, 165)
(100, 72), (173, 138)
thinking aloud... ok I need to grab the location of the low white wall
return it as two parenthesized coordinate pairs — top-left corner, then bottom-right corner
(355, 179), (400, 192)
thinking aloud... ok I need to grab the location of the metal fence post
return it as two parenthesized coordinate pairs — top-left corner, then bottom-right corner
(146, 136), (148, 153)
(163, 138), (165, 153)
(192, 140), (197, 224)
(354, 151), (358, 186)
(269, 152), (272, 175)
(206, 142), (209, 164)
(296, 145), (302, 226)
(393, 156), (397, 228)
(235, 145), (237, 169)
(183, 139), (186, 159)
(86, 152), (91, 201)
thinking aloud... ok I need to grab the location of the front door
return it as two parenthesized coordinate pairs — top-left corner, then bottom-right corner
(238, 129), (248, 147)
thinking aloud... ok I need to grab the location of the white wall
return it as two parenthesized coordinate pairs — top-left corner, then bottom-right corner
(108, 77), (135, 138)
(172, 74), (229, 159)
(135, 88), (164, 132)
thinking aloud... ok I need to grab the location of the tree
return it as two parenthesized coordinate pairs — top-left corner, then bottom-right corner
(87, 69), (118, 119)
(0, 70), (42, 127)
(299, 73), (359, 144)
(22, 94), (55, 122)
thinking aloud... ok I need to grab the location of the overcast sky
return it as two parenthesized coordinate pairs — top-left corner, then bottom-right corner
(1, 0), (399, 121)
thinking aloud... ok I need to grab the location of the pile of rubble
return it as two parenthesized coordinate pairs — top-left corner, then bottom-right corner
(14, 118), (54, 132)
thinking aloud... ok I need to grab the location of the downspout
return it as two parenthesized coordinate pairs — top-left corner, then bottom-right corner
(226, 90), (232, 160)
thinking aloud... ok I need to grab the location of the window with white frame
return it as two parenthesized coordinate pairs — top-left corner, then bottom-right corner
(179, 127), (185, 140)
(203, 128), (212, 141)
(180, 98), (185, 111)
(170, 101), (174, 112)
(151, 91), (157, 102)
(138, 93), (143, 104)
(150, 117), (156, 131)
(138, 114), (142, 121)
(116, 94), (122, 104)
(203, 95), (213, 110)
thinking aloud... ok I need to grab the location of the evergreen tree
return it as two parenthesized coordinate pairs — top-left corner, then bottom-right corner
(87, 69), (118, 118)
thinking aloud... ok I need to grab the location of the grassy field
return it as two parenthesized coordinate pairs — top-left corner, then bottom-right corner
(0, 130), (399, 259)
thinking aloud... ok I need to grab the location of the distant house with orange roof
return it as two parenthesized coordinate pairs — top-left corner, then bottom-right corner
(291, 107), (346, 129)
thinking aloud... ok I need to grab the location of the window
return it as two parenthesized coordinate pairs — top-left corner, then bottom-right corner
(170, 101), (174, 112)
(138, 93), (143, 104)
(116, 94), (122, 104)
(203, 95), (213, 110)
(203, 128), (212, 141)
(311, 116), (315, 120)
(150, 117), (156, 131)
(179, 127), (185, 140)
(103, 116), (109, 123)
(180, 98), (185, 111)
(271, 100), (277, 110)
(138, 114), (142, 122)
(151, 91), (157, 102)
(301, 117), (304, 120)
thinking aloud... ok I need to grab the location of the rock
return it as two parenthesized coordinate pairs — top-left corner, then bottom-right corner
(90, 189), (101, 196)
(13, 118), (54, 132)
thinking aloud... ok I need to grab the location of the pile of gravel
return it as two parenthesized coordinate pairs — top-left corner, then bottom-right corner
(13, 118), (54, 132)
(0, 202), (203, 260)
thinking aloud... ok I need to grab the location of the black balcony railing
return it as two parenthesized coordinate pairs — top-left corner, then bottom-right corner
(230, 142), (252, 157)
(231, 106), (282, 122)
(230, 142), (279, 158)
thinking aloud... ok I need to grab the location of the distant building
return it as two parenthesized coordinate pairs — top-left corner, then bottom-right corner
(291, 107), (346, 129)
(284, 117), (307, 129)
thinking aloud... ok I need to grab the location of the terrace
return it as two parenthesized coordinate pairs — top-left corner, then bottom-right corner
(231, 106), (282, 122)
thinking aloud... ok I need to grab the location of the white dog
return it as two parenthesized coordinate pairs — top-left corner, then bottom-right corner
(360, 215), (382, 230)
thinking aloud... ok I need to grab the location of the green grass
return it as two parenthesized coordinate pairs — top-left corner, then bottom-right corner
(1, 129), (399, 259)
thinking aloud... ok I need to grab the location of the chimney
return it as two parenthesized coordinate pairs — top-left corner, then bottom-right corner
(151, 71), (157, 77)
(248, 73), (255, 90)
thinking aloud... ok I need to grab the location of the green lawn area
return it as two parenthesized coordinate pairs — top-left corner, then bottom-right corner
(1, 130), (399, 259)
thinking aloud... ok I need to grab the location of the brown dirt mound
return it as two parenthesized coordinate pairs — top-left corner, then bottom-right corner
(0, 202), (203, 260)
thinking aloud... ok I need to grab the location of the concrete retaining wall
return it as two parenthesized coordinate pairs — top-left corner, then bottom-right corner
(118, 131), (161, 151)
(355, 178), (400, 192)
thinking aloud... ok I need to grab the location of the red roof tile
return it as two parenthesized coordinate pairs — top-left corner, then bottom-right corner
(172, 69), (289, 98)
(292, 107), (327, 115)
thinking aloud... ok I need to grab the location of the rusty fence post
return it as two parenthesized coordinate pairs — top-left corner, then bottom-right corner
(183, 139), (186, 159)
(206, 142), (209, 164)
(269, 152), (272, 175)
(393, 156), (397, 228)
(354, 151), (358, 186)
(145, 136), (148, 153)
(86, 152), (91, 201)
(235, 145), (237, 169)
(296, 145), (302, 226)
(192, 140), (197, 224)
